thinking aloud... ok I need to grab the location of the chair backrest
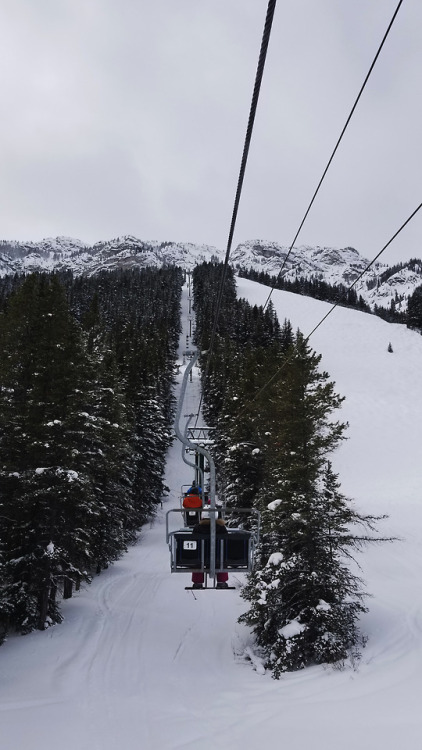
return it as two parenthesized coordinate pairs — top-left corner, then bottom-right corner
(174, 533), (207, 568)
(173, 530), (252, 571)
(224, 531), (251, 566)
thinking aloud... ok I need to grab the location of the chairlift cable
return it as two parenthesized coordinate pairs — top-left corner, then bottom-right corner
(171, 4), (276, 581)
(195, 0), (277, 425)
(262, 0), (405, 311)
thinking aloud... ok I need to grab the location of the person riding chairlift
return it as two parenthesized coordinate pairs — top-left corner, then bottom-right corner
(183, 480), (202, 511)
(185, 480), (202, 497)
(182, 480), (203, 527)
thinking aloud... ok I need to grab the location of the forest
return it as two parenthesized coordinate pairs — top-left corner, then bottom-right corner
(0, 261), (389, 674)
(193, 262), (384, 675)
(237, 265), (415, 325)
(0, 267), (183, 640)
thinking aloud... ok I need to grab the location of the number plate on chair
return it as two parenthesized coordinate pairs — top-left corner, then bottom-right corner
(183, 541), (197, 550)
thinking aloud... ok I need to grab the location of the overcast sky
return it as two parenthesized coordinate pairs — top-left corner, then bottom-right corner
(0, 0), (420, 264)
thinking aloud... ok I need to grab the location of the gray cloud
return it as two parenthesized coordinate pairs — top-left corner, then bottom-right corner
(0, 0), (420, 263)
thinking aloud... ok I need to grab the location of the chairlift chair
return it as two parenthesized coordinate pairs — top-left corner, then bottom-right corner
(171, 350), (260, 589)
(166, 507), (260, 583)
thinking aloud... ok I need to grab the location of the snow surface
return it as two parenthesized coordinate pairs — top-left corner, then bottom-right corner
(278, 620), (306, 639)
(1, 279), (422, 749)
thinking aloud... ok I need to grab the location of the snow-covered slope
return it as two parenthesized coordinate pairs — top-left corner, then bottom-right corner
(1, 279), (422, 750)
(233, 240), (422, 313)
(1, 235), (421, 311)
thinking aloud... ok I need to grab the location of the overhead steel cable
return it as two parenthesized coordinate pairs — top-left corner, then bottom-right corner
(246, 201), (422, 408)
(195, 0), (277, 425)
(262, 0), (405, 311)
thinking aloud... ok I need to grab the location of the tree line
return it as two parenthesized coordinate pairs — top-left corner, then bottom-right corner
(407, 285), (422, 332)
(239, 263), (422, 334)
(193, 262), (385, 676)
(0, 267), (183, 641)
(237, 266), (411, 324)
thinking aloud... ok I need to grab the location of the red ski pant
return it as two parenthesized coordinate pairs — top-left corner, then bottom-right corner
(192, 571), (228, 584)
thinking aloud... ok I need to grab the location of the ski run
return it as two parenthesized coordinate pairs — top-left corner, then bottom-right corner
(1, 276), (422, 750)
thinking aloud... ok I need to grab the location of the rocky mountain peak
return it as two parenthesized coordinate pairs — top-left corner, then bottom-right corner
(0, 235), (420, 312)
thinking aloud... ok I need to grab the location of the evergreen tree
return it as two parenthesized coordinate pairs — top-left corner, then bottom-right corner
(212, 373), (264, 528)
(407, 285), (422, 332)
(191, 263), (385, 674)
(0, 266), (183, 640)
(239, 334), (386, 675)
(81, 319), (135, 578)
(241, 462), (384, 675)
(0, 275), (100, 631)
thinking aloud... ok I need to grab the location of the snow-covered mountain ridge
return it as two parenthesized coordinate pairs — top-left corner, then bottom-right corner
(1, 235), (421, 311)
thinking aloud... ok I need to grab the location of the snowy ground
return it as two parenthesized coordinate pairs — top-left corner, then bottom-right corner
(1, 278), (422, 750)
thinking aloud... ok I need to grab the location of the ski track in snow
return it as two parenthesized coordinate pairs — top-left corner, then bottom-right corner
(1, 279), (422, 749)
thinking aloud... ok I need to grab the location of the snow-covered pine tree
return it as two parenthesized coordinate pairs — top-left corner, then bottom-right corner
(71, 265), (182, 529)
(189, 261), (387, 674)
(0, 273), (147, 628)
(0, 266), (183, 639)
(81, 315), (136, 577)
(0, 274), (100, 631)
(240, 335), (384, 675)
(407, 285), (422, 332)
(212, 382), (263, 528)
